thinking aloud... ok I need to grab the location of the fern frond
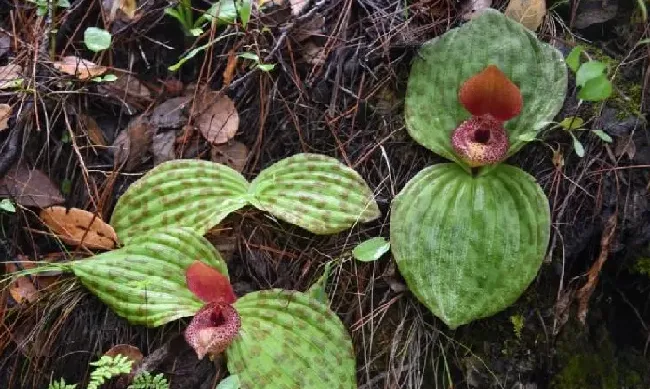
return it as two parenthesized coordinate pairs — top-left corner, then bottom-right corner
(128, 371), (169, 389)
(87, 355), (134, 389)
(48, 378), (77, 389)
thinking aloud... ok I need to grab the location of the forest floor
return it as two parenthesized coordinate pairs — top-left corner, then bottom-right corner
(0, 0), (649, 388)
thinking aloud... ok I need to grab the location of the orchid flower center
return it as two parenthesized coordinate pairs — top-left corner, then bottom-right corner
(451, 65), (523, 168)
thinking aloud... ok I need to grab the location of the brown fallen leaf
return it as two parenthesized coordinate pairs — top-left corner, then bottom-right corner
(0, 64), (23, 89)
(0, 103), (11, 131)
(78, 114), (107, 146)
(150, 96), (191, 129)
(99, 74), (152, 103)
(0, 161), (64, 208)
(504, 0), (546, 31)
(290, 0), (308, 15)
(53, 56), (107, 80)
(8, 274), (38, 304)
(211, 141), (249, 172)
(153, 129), (177, 166)
(196, 90), (239, 145)
(0, 31), (10, 58)
(104, 344), (144, 365)
(222, 49), (238, 88)
(40, 206), (118, 250)
(301, 41), (327, 66)
(576, 212), (617, 324)
(113, 115), (155, 171)
(293, 16), (325, 43)
(102, 0), (137, 22)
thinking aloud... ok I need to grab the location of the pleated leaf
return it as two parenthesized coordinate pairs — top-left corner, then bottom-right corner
(390, 163), (550, 328)
(405, 9), (567, 171)
(226, 289), (356, 389)
(69, 227), (229, 327)
(249, 153), (380, 234)
(111, 159), (250, 245)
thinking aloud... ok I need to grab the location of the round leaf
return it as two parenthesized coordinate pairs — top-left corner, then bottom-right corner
(84, 27), (112, 52)
(249, 153), (380, 234)
(575, 61), (606, 88)
(352, 237), (390, 262)
(226, 290), (356, 389)
(404, 9), (567, 170)
(70, 227), (229, 327)
(577, 74), (612, 102)
(110, 159), (250, 245)
(390, 163), (550, 328)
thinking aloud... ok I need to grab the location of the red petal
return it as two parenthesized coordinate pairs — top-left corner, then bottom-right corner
(458, 65), (523, 122)
(186, 261), (236, 304)
(184, 303), (241, 360)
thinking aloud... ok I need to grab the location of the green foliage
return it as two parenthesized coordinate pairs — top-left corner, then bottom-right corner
(0, 198), (16, 213)
(226, 290), (357, 388)
(87, 355), (133, 389)
(215, 375), (240, 389)
(128, 372), (169, 389)
(552, 116), (613, 157)
(392, 9), (563, 328)
(165, 0), (252, 37)
(66, 227), (229, 327)
(510, 315), (524, 339)
(48, 378), (77, 389)
(83, 27), (112, 52)
(404, 9), (567, 173)
(238, 52), (276, 72)
(27, 0), (69, 16)
(111, 154), (380, 243)
(566, 46), (613, 102)
(391, 164), (550, 328)
(352, 237), (390, 262)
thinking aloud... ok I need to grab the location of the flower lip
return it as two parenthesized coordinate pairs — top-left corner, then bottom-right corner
(184, 302), (241, 360)
(458, 65), (523, 122)
(451, 115), (509, 167)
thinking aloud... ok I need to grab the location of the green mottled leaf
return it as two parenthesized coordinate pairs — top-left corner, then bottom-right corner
(216, 375), (240, 389)
(405, 9), (567, 171)
(111, 159), (250, 245)
(69, 227), (229, 327)
(352, 237), (390, 262)
(226, 290), (356, 389)
(249, 153), (380, 234)
(390, 163), (550, 329)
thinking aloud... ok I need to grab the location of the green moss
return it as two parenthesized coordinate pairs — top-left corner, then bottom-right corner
(632, 257), (650, 278)
(552, 353), (619, 389)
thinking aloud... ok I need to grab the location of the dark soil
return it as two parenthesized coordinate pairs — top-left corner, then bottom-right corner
(1, 0), (649, 388)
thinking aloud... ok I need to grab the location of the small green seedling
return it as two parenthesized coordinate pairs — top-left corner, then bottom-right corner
(238, 52), (276, 72)
(0, 199), (16, 213)
(352, 237), (390, 262)
(566, 46), (613, 102)
(553, 116), (613, 157)
(27, 0), (69, 16)
(165, 0), (252, 37)
(84, 27), (112, 52)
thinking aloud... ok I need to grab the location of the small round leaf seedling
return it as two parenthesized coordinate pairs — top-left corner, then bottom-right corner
(352, 237), (390, 262)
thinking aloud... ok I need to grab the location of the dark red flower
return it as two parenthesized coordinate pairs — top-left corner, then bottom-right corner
(451, 65), (523, 167)
(184, 261), (241, 360)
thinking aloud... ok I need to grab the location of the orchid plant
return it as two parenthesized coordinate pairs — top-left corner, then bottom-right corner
(11, 227), (357, 388)
(390, 9), (568, 329)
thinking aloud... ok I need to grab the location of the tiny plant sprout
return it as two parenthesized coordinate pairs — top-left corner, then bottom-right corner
(451, 65), (522, 168)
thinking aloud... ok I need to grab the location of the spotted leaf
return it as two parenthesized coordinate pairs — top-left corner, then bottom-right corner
(390, 163), (550, 328)
(248, 153), (380, 234)
(111, 159), (250, 245)
(226, 289), (356, 389)
(69, 227), (229, 327)
(405, 9), (567, 171)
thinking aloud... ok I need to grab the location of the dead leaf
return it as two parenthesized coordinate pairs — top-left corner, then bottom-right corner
(301, 41), (327, 66)
(153, 130), (177, 166)
(53, 56), (107, 80)
(293, 16), (325, 43)
(78, 114), (107, 146)
(0, 64), (23, 89)
(0, 103), (11, 131)
(461, 0), (492, 20)
(0, 31), (10, 58)
(40, 206), (117, 250)
(576, 213), (617, 324)
(113, 115), (155, 171)
(0, 161), (64, 208)
(211, 141), (249, 172)
(104, 344), (144, 366)
(222, 49), (238, 88)
(150, 96), (191, 129)
(290, 0), (308, 15)
(504, 0), (546, 31)
(196, 91), (239, 145)
(102, 0), (137, 22)
(573, 0), (617, 29)
(99, 74), (152, 111)
(615, 135), (636, 160)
